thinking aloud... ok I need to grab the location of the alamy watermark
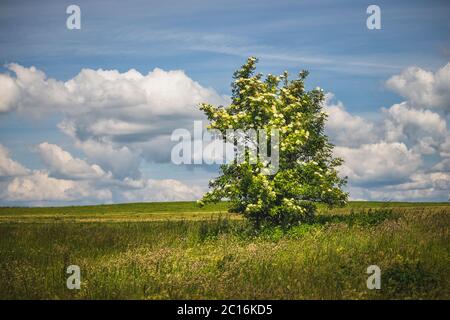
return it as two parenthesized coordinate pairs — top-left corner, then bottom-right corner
(66, 265), (81, 290)
(171, 121), (280, 175)
(66, 5), (81, 30)
(366, 5), (381, 30)
(367, 265), (381, 290)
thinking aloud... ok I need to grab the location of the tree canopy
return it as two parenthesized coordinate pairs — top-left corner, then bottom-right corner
(198, 57), (347, 228)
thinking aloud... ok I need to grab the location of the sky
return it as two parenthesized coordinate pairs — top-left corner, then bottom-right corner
(0, 0), (449, 205)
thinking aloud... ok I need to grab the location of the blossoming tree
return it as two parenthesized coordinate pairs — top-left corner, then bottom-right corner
(198, 57), (348, 228)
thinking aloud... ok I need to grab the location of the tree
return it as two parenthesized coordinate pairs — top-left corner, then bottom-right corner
(198, 57), (347, 228)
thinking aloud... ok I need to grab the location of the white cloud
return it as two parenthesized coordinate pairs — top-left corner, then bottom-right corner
(73, 138), (142, 179)
(4, 64), (71, 114)
(335, 142), (422, 186)
(1, 63), (229, 169)
(350, 172), (450, 202)
(386, 63), (450, 111)
(412, 137), (440, 155)
(88, 119), (154, 136)
(0, 64), (227, 205)
(2, 171), (112, 203)
(383, 102), (447, 141)
(439, 136), (450, 158)
(1, 63), (227, 117)
(37, 142), (110, 180)
(324, 63), (450, 201)
(433, 158), (450, 172)
(0, 142), (204, 205)
(324, 93), (379, 147)
(0, 145), (112, 203)
(121, 178), (204, 202)
(64, 67), (226, 116)
(0, 74), (20, 112)
(0, 144), (29, 177)
(383, 102), (447, 153)
(1, 62), (450, 204)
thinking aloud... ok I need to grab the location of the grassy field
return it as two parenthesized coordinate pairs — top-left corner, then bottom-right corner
(0, 201), (449, 299)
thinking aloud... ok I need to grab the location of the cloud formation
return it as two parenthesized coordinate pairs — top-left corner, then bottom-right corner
(386, 63), (450, 111)
(324, 63), (450, 201)
(0, 145), (29, 177)
(0, 62), (449, 204)
(324, 94), (379, 147)
(0, 143), (204, 205)
(1, 64), (227, 116)
(3, 171), (112, 203)
(37, 142), (110, 180)
(1, 63), (229, 174)
(334, 142), (422, 187)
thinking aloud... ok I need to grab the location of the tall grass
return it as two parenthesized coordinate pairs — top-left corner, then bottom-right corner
(0, 206), (449, 299)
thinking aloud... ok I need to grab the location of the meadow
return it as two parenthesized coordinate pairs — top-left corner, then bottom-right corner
(0, 201), (449, 299)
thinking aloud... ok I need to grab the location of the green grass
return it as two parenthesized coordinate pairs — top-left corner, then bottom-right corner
(0, 201), (449, 299)
(0, 201), (231, 223)
(0, 201), (446, 223)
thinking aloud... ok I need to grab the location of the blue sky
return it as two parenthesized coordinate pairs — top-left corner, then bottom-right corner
(0, 0), (449, 205)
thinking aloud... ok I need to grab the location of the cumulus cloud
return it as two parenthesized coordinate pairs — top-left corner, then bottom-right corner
(0, 64), (229, 169)
(1, 62), (450, 204)
(334, 142), (422, 187)
(386, 63), (450, 111)
(0, 74), (20, 112)
(121, 178), (204, 202)
(439, 136), (450, 158)
(71, 138), (142, 180)
(350, 172), (450, 202)
(323, 63), (450, 201)
(0, 145), (29, 177)
(1, 64), (227, 115)
(324, 94), (379, 147)
(0, 142), (205, 205)
(383, 102), (447, 154)
(0, 145), (112, 203)
(0, 63), (230, 205)
(432, 158), (450, 172)
(2, 171), (112, 203)
(37, 142), (110, 180)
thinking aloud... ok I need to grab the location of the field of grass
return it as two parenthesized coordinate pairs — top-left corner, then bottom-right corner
(0, 201), (449, 299)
